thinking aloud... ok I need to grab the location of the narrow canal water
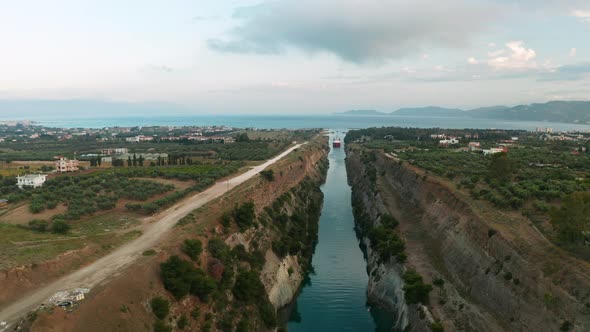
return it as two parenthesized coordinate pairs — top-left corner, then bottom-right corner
(287, 130), (394, 332)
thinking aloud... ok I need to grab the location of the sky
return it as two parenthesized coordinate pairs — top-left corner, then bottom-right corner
(0, 0), (589, 115)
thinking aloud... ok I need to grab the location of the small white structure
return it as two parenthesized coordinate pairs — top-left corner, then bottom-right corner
(439, 138), (459, 146)
(17, 174), (47, 188)
(483, 148), (506, 156)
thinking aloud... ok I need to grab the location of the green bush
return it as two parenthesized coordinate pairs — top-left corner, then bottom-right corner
(208, 237), (232, 265)
(233, 201), (256, 231)
(182, 239), (203, 261)
(153, 320), (172, 332)
(233, 270), (266, 302)
(150, 296), (170, 320)
(402, 271), (433, 305)
(160, 256), (217, 300)
(431, 321), (444, 332)
(260, 169), (275, 181)
(28, 219), (48, 232)
(51, 219), (71, 234)
(177, 314), (188, 330)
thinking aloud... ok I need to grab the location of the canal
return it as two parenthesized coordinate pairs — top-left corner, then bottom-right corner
(287, 130), (394, 331)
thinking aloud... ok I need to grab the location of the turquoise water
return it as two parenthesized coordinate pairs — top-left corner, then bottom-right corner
(287, 130), (394, 332)
(7, 114), (590, 132)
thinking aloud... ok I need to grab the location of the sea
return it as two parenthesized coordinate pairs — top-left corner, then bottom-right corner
(4, 114), (590, 132)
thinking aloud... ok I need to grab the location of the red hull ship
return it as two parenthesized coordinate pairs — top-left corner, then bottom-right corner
(332, 138), (341, 148)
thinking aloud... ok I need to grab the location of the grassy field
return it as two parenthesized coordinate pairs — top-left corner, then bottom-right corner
(0, 211), (141, 270)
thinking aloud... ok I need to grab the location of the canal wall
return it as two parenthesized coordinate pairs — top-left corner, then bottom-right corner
(346, 145), (590, 331)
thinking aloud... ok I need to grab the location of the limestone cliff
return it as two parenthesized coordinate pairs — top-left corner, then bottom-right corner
(346, 146), (590, 332)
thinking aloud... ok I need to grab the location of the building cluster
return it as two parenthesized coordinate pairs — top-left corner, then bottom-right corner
(101, 148), (129, 155)
(100, 152), (168, 163)
(125, 135), (154, 143)
(0, 122), (236, 144)
(538, 133), (587, 142)
(536, 127), (554, 133)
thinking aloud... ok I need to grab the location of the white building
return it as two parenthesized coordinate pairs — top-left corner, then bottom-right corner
(483, 147), (506, 156)
(17, 174), (47, 188)
(439, 138), (459, 146)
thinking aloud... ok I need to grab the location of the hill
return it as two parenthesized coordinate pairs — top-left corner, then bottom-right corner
(336, 101), (590, 124)
(392, 106), (466, 117)
(336, 110), (387, 115)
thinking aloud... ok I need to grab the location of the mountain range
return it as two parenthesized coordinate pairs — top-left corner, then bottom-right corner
(336, 101), (590, 124)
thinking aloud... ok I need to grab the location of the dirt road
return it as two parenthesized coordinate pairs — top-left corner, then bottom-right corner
(0, 143), (305, 328)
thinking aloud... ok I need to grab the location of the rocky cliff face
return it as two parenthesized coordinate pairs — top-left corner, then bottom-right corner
(228, 144), (329, 326)
(346, 147), (590, 332)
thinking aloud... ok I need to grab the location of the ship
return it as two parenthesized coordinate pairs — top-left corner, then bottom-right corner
(332, 138), (341, 148)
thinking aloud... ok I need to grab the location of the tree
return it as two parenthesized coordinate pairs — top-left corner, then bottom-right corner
(488, 152), (515, 183)
(127, 156), (132, 167)
(182, 239), (203, 261)
(29, 219), (48, 232)
(551, 192), (590, 244)
(132, 153), (137, 166)
(235, 133), (250, 142)
(160, 255), (218, 300)
(259, 170), (275, 181)
(138, 155), (144, 167)
(150, 296), (170, 320)
(153, 320), (172, 332)
(402, 271), (433, 305)
(112, 158), (124, 167)
(232, 270), (265, 302)
(51, 219), (71, 234)
(232, 201), (256, 231)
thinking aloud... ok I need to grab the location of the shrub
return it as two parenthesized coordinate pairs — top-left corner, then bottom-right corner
(208, 237), (232, 265)
(182, 239), (203, 261)
(51, 219), (71, 234)
(221, 212), (232, 227)
(233, 270), (265, 302)
(191, 307), (200, 320)
(433, 278), (445, 288)
(28, 219), (48, 232)
(153, 320), (172, 332)
(560, 320), (572, 331)
(160, 256), (218, 300)
(259, 170), (275, 181)
(232, 201), (256, 231)
(177, 314), (188, 330)
(402, 271), (433, 305)
(150, 296), (170, 320)
(488, 228), (497, 238)
(431, 321), (444, 332)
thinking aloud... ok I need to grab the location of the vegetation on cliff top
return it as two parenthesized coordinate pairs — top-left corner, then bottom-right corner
(348, 126), (590, 259)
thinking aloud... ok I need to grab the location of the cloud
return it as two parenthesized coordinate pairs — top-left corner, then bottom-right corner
(572, 9), (590, 22)
(487, 41), (537, 70)
(140, 64), (175, 74)
(538, 62), (590, 81)
(208, 0), (500, 63)
(570, 48), (577, 57)
(468, 57), (480, 65)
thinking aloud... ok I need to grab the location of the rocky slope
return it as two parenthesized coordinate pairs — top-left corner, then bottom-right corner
(346, 146), (590, 331)
(29, 139), (328, 332)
